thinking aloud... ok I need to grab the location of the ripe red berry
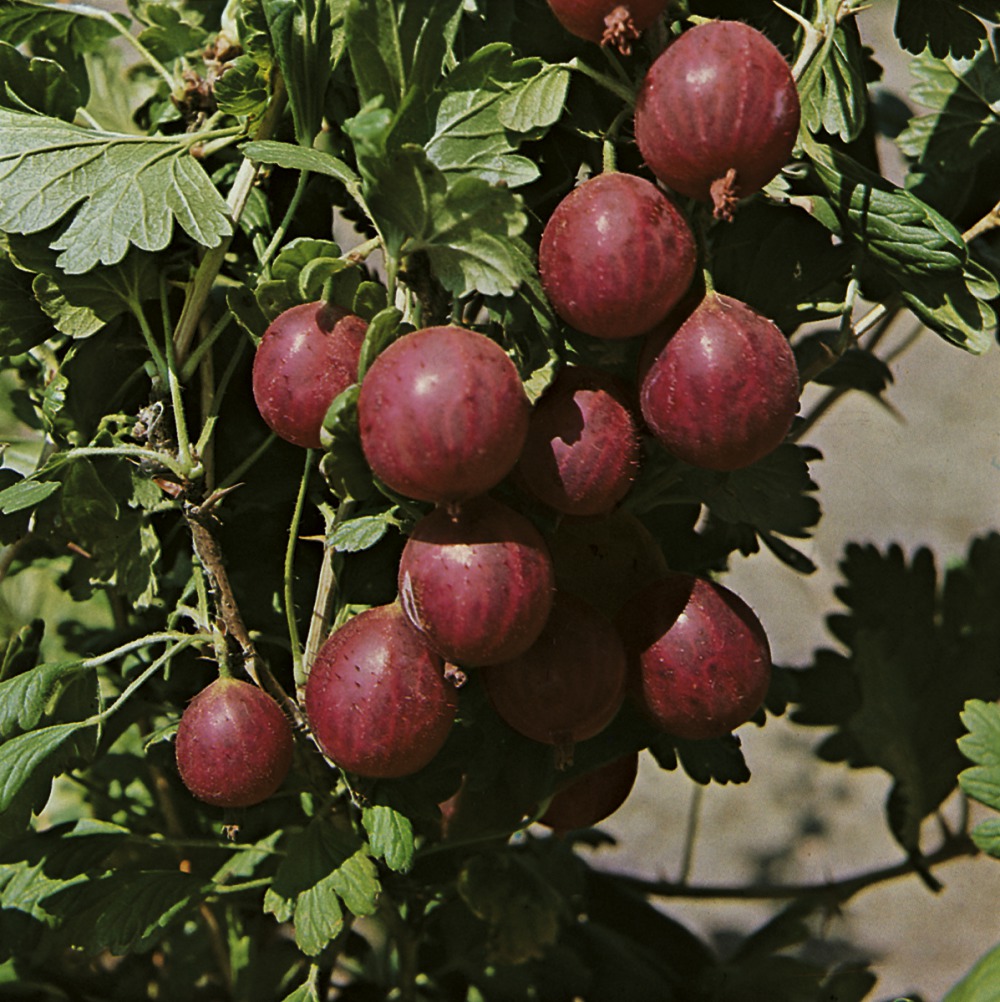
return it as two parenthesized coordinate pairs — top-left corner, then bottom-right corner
(358, 326), (530, 504)
(538, 752), (639, 831)
(482, 592), (627, 763)
(516, 366), (641, 516)
(547, 0), (669, 53)
(175, 677), (294, 808)
(634, 21), (801, 220)
(398, 496), (555, 667)
(617, 574), (772, 741)
(252, 301), (367, 448)
(639, 292), (800, 470)
(538, 173), (696, 340)
(304, 603), (458, 779)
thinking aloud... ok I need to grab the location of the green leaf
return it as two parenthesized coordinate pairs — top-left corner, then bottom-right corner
(804, 138), (994, 352)
(214, 53), (270, 118)
(132, 2), (207, 62)
(897, 40), (1000, 174)
(806, 138), (966, 276)
(0, 0), (125, 103)
(649, 732), (751, 785)
(4, 235), (160, 338)
(710, 200), (852, 330)
(356, 305), (403, 378)
(0, 40), (80, 121)
(319, 383), (375, 501)
(234, 0), (274, 68)
(242, 139), (361, 190)
(253, 236), (360, 319)
(0, 661), (87, 739)
(0, 249), (53, 354)
(969, 817), (1000, 857)
(328, 513), (393, 553)
(800, 21), (868, 142)
(457, 853), (562, 965)
(943, 942), (1000, 1002)
(51, 870), (208, 955)
(0, 722), (86, 835)
(264, 818), (378, 957)
(791, 535), (1000, 853)
(416, 44), (563, 187)
(279, 981), (322, 1002)
(345, 0), (463, 114)
(498, 61), (571, 132)
(366, 146), (532, 297)
(894, 0), (1000, 58)
(678, 445), (822, 542)
(328, 847), (379, 917)
(0, 108), (232, 274)
(31, 457), (161, 607)
(898, 256), (998, 353)
(362, 804), (414, 872)
(958, 699), (1000, 857)
(263, 0), (347, 145)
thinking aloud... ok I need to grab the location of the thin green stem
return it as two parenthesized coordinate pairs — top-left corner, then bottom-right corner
(193, 336), (249, 459)
(210, 877), (273, 895)
(52, 1), (177, 92)
(180, 310), (232, 384)
(160, 280), (195, 475)
(259, 169), (311, 276)
(42, 445), (190, 482)
(217, 433), (277, 491)
(601, 108), (631, 174)
(172, 75), (288, 365)
(132, 300), (169, 387)
(80, 631), (199, 671)
(285, 450), (316, 684)
(89, 635), (206, 724)
(565, 59), (636, 105)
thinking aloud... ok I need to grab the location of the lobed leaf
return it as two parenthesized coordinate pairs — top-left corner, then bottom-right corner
(800, 21), (868, 143)
(805, 138), (995, 352)
(4, 233), (161, 338)
(415, 44), (566, 187)
(264, 818), (380, 957)
(791, 536), (1000, 853)
(0, 108), (232, 274)
(132, 1), (207, 62)
(263, 0), (348, 146)
(345, 0), (463, 114)
(897, 39), (1000, 174)
(894, 0), (1000, 58)
(362, 804), (415, 872)
(365, 146), (531, 297)
(214, 54), (270, 119)
(0, 40), (80, 121)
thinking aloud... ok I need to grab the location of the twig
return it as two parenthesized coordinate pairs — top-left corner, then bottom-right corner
(185, 499), (305, 728)
(963, 199), (1000, 243)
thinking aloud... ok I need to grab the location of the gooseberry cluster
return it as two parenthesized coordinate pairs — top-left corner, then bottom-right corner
(175, 16), (801, 833)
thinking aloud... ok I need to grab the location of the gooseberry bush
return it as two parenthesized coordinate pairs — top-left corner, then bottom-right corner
(2, 1), (1000, 999)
